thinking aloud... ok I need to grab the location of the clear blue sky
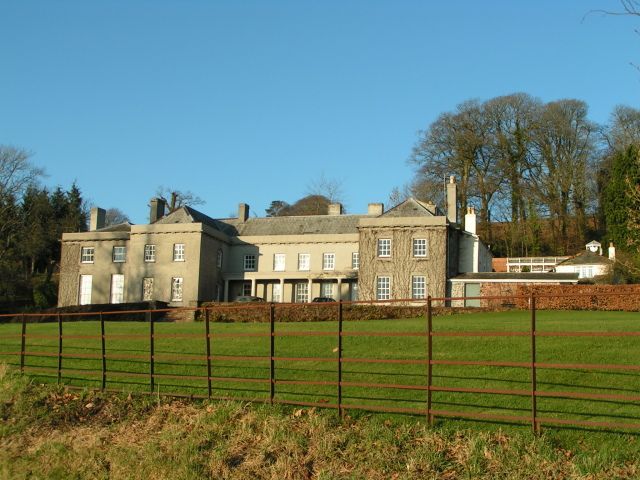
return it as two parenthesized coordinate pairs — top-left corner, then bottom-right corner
(1, 1), (638, 223)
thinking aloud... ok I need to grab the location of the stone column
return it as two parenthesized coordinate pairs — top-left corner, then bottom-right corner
(251, 278), (257, 296)
(337, 278), (342, 301)
(280, 278), (285, 303)
(224, 279), (229, 302)
(308, 278), (313, 302)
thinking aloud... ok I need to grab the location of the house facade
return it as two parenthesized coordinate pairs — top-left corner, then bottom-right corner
(58, 178), (493, 307)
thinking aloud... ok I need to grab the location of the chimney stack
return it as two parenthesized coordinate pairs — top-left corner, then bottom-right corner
(149, 198), (166, 224)
(238, 203), (250, 222)
(89, 207), (106, 231)
(464, 207), (476, 235)
(609, 242), (616, 260)
(328, 203), (343, 215)
(446, 176), (457, 224)
(367, 203), (384, 216)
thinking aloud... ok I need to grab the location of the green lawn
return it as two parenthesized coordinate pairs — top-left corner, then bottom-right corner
(1, 309), (640, 432)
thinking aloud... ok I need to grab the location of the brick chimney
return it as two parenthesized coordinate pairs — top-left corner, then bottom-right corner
(368, 203), (384, 216)
(149, 198), (166, 224)
(89, 207), (105, 231)
(238, 203), (250, 222)
(446, 176), (457, 224)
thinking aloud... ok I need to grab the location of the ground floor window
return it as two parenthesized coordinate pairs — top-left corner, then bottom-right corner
(242, 281), (252, 296)
(350, 282), (359, 301)
(142, 277), (154, 301)
(79, 275), (92, 305)
(110, 274), (125, 304)
(320, 282), (334, 298)
(376, 276), (390, 301)
(295, 282), (309, 303)
(412, 276), (426, 299)
(272, 283), (282, 302)
(171, 277), (183, 301)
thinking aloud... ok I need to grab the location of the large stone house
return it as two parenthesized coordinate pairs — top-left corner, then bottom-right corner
(57, 177), (492, 307)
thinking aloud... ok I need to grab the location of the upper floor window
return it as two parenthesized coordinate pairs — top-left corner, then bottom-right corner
(216, 249), (223, 269)
(377, 239), (391, 258)
(173, 243), (185, 262)
(323, 253), (335, 270)
(144, 244), (156, 262)
(273, 253), (285, 271)
(351, 252), (359, 270)
(244, 254), (256, 271)
(80, 247), (95, 264)
(298, 253), (310, 271)
(413, 239), (427, 257)
(376, 276), (391, 300)
(112, 246), (126, 263)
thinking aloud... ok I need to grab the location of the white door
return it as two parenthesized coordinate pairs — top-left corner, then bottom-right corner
(111, 274), (125, 304)
(79, 275), (92, 305)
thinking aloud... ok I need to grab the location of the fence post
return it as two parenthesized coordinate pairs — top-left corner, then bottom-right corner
(338, 299), (343, 418)
(269, 303), (275, 404)
(148, 310), (155, 393)
(530, 294), (540, 434)
(20, 314), (27, 373)
(205, 309), (212, 398)
(427, 295), (433, 426)
(100, 312), (106, 390)
(57, 313), (62, 384)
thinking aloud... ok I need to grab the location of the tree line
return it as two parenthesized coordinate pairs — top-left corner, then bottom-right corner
(0, 146), (88, 309)
(401, 93), (640, 259)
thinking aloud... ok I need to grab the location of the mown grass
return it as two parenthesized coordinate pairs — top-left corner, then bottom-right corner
(1, 309), (640, 433)
(1, 364), (639, 479)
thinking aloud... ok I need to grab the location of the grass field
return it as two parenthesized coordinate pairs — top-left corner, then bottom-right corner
(1, 309), (640, 433)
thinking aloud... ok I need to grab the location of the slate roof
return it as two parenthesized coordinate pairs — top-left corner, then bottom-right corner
(381, 198), (439, 218)
(556, 251), (614, 267)
(155, 206), (365, 236)
(221, 215), (365, 236)
(96, 222), (132, 232)
(453, 272), (579, 281)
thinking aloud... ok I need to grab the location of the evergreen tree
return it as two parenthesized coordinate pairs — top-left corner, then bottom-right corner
(603, 145), (640, 250)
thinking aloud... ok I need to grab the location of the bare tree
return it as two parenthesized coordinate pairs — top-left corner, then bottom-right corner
(306, 173), (345, 204)
(155, 186), (205, 213)
(104, 208), (130, 226)
(0, 146), (44, 259)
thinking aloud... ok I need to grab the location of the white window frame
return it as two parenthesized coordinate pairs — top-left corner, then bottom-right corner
(216, 249), (223, 269)
(298, 253), (310, 271)
(80, 247), (95, 264)
(110, 274), (125, 304)
(376, 276), (391, 301)
(413, 239), (427, 257)
(112, 246), (126, 263)
(173, 243), (185, 262)
(242, 281), (252, 296)
(377, 239), (391, 258)
(244, 254), (256, 271)
(273, 253), (286, 272)
(295, 283), (309, 303)
(144, 244), (156, 263)
(272, 283), (282, 303)
(351, 252), (359, 270)
(142, 277), (154, 301)
(320, 282), (334, 298)
(412, 276), (426, 299)
(171, 277), (184, 301)
(323, 253), (335, 271)
(79, 274), (92, 305)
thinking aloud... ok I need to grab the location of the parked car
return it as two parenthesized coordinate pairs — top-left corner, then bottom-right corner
(311, 297), (336, 303)
(234, 296), (265, 302)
